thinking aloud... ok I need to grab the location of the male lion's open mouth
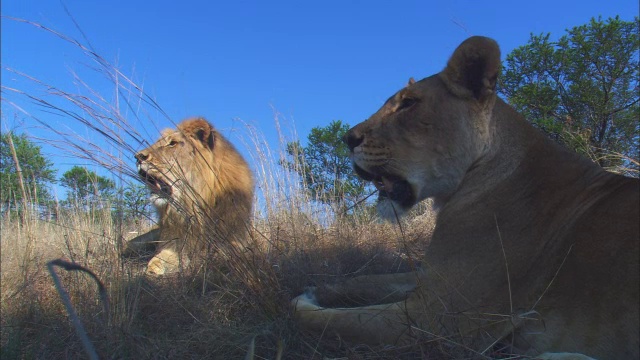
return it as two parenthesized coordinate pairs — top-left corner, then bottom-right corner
(353, 164), (415, 208)
(138, 169), (172, 196)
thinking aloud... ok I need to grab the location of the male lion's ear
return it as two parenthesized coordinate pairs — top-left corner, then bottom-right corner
(195, 127), (215, 150)
(441, 36), (501, 101)
(183, 117), (215, 150)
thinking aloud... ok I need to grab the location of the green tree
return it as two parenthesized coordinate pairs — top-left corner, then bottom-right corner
(499, 16), (639, 173)
(282, 120), (372, 214)
(121, 182), (152, 221)
(60, 165), (115, 209)
(0, 132), (56, 211)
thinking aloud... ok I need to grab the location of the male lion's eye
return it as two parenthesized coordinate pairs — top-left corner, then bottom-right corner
(167, 140), (178, 147)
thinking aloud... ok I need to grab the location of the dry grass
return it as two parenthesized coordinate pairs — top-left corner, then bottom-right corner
(1, 17), (442, 359)
(0, 176), (436, 359)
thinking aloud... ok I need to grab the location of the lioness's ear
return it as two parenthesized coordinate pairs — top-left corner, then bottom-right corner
(441, 36), (501, 101)
(406, 77), (416, 87)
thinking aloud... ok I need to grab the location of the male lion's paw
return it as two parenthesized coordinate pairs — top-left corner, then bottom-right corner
(146, 257), (168, 275)
(145, 248), (180, 275)
(121, 228), (160, 258)
(121, 241), (154, 258)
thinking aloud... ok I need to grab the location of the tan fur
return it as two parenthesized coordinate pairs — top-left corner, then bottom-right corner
(293, 37), (639, 359)
(123, 117), (254, 275)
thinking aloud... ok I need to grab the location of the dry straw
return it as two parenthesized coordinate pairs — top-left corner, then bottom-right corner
(2, 16), (433, 359)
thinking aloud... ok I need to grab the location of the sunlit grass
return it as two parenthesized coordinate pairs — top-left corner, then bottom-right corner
(1, 17), (438, 359)
(0, 130), (432, 359)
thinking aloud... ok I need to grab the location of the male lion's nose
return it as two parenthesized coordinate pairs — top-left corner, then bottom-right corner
(343, 128), (364, 151)
(135, 151), (149, 164)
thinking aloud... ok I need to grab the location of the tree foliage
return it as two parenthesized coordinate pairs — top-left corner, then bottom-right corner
(121, 182), (152, 221)
(499, 16), (639, 173)
(60, 165), (115, 209)
(0, 132), (56, 209)
(282, 120), (371, 214)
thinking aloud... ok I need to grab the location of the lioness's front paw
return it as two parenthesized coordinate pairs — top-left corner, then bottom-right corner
(146, 248), (180, 275)
(536, 353), (597, 360)
(291, 287), (321, 313)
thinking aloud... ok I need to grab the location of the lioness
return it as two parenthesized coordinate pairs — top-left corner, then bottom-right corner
(293, 36), (639, 359)
(123, 117), (254, 275)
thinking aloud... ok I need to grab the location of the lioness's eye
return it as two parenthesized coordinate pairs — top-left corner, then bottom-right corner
(397, 97), (417, 111)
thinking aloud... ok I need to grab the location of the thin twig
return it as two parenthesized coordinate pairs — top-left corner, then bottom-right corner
(47, 258), (110, 360)
(531, 244), (574, 310)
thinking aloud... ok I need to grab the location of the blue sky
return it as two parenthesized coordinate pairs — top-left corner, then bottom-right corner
(1, 0), (637, 199)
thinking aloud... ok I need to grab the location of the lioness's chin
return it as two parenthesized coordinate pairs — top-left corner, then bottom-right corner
(375, 180), (417, 220)
(376, 198), (409, 220)
(353, 164), (417, 217)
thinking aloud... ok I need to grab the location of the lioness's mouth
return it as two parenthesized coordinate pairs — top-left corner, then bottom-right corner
(353, 164), (415, 208)
(139, 169), (172, 196)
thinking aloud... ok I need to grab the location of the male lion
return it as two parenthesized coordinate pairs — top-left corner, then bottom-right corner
(293, 37), (639, 359)
(123, 117), (254, 275)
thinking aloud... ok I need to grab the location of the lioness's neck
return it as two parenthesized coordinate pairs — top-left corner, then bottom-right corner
(427, 98), (622, 297)
(439, 98), (608, 213)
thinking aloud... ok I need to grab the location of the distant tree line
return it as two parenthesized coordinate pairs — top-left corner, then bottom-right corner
(2, 16), (636, 223)
(1, 132), (150, 222)
(1, 132), (56, 217)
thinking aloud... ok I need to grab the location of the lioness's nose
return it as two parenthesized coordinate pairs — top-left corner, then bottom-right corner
(135, 151), (149, 163)
(343, 128), (363, 151)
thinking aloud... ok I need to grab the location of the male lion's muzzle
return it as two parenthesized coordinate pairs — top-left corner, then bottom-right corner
(137, 168), (172, 196)
(135, 152), (172, 196)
